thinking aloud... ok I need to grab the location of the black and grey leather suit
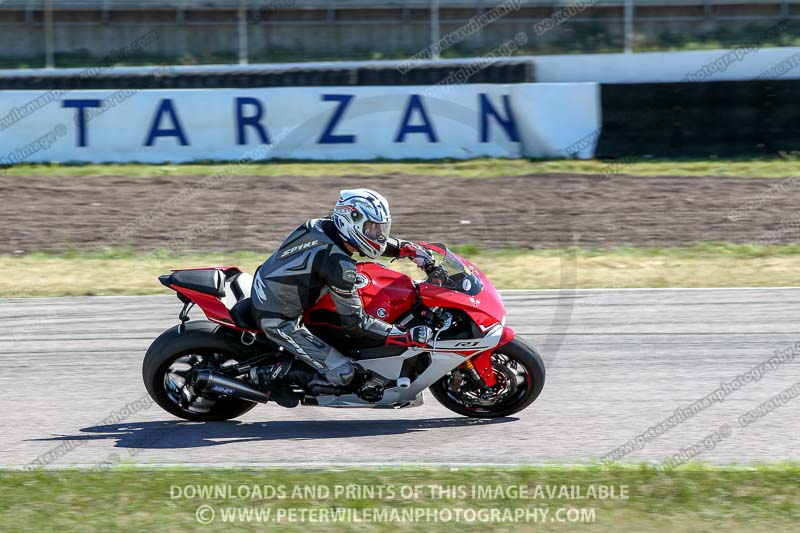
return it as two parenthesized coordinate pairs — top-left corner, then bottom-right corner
(251, 218), (403, 387)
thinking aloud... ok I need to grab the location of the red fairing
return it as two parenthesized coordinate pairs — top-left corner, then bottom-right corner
(418, 281), (504, 330)
(171, 285), (239, 328)
(498, 326), (516, 349)
(168, 266), (253, 331)
(415, 242), (506, 330)
(471, 351), (497, 387)
(304, 262), (418, 323)
(470, 327), (516, 387)
(418, 274), (505, 331)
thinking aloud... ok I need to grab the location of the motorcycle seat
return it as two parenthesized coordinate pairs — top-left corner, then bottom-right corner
(226, 272), (252, 300)
(231, 297), (259, 331)
(168, 269), (225, 297)
(221, 272), (253, 309)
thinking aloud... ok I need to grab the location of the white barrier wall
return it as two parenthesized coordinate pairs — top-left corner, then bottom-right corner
(0, 83), (600, 164)
(511, 83), (600, 159)
(3, 46), (796, 85)
(529, 47), (800, 84)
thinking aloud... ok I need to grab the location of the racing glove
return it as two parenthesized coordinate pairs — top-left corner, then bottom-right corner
(399, 242), (436, 273)
(386, 325), (433, 348)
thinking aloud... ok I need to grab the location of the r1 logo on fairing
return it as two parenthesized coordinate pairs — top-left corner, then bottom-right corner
(454, 341), (481, 347)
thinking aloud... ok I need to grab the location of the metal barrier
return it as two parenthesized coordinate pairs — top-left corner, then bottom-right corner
(0, 58), (534, 88)
(0, 1), (797, 67)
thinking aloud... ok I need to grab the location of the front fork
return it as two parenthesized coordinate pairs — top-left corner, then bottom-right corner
(461, 326), (516, 388)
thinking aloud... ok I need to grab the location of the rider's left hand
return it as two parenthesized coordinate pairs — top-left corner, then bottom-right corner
(387, 325), (433, 347)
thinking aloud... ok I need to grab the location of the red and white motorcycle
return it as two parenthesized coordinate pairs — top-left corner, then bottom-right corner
(142, 243), (545, 420)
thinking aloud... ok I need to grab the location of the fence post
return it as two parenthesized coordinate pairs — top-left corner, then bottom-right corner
(44, 0), (55, 68)
(237, 0), (249, 65)
(430, 0), (441, 59)
(624, 0), (634, 53)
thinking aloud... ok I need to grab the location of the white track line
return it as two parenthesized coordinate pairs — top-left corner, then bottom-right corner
(3, 287), (800, 302)
(2, 462), (764, 470)
(501, 287), (800, 292)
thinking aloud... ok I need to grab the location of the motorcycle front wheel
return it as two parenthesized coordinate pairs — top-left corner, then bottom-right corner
(429, 337), (545, 418)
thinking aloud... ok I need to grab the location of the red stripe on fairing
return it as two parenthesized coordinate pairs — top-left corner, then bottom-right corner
(386, 336), (409, 347)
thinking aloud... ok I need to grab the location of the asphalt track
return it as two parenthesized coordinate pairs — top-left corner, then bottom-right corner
(1, 288), (799, 467)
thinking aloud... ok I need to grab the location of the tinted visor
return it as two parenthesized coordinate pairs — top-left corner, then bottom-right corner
(363, 221), (390, 243)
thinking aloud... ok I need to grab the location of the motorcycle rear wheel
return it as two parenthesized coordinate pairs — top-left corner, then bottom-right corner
(429, 337), (545, 418)
(142, 321), (258, 421)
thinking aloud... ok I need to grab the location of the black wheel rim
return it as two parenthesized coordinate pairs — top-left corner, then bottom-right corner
(162, 351), (241, 414)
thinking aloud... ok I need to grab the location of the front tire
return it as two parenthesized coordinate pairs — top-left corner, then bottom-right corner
(142, 321), (258, 421)
(429, 337), (545, 418)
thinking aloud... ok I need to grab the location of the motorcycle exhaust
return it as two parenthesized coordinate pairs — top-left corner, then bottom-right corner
(192, 370), (269, 403)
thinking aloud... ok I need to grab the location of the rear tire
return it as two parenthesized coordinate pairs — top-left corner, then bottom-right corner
(142, 321), (258, 421)
(429, 337), (545, 418)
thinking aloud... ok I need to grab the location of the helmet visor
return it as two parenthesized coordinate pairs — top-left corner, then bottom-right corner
(363, 221), (390, 244)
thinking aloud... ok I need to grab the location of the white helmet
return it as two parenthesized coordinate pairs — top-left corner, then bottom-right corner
(332, 188), (392, 258)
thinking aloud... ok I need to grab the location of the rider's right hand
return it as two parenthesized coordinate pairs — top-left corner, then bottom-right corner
(400, 242), (436, 272)
(411, 254), (436, 273)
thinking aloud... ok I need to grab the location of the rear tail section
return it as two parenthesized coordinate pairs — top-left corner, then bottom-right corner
(160, 267), (257, 331)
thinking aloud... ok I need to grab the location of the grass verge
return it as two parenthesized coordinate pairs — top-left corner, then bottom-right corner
(4, 156), (800, 179)
(1, 243), (799, 297)
(1, 465), (798, 531)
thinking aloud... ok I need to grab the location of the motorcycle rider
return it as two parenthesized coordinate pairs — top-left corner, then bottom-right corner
(250, 188), (434, 395)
